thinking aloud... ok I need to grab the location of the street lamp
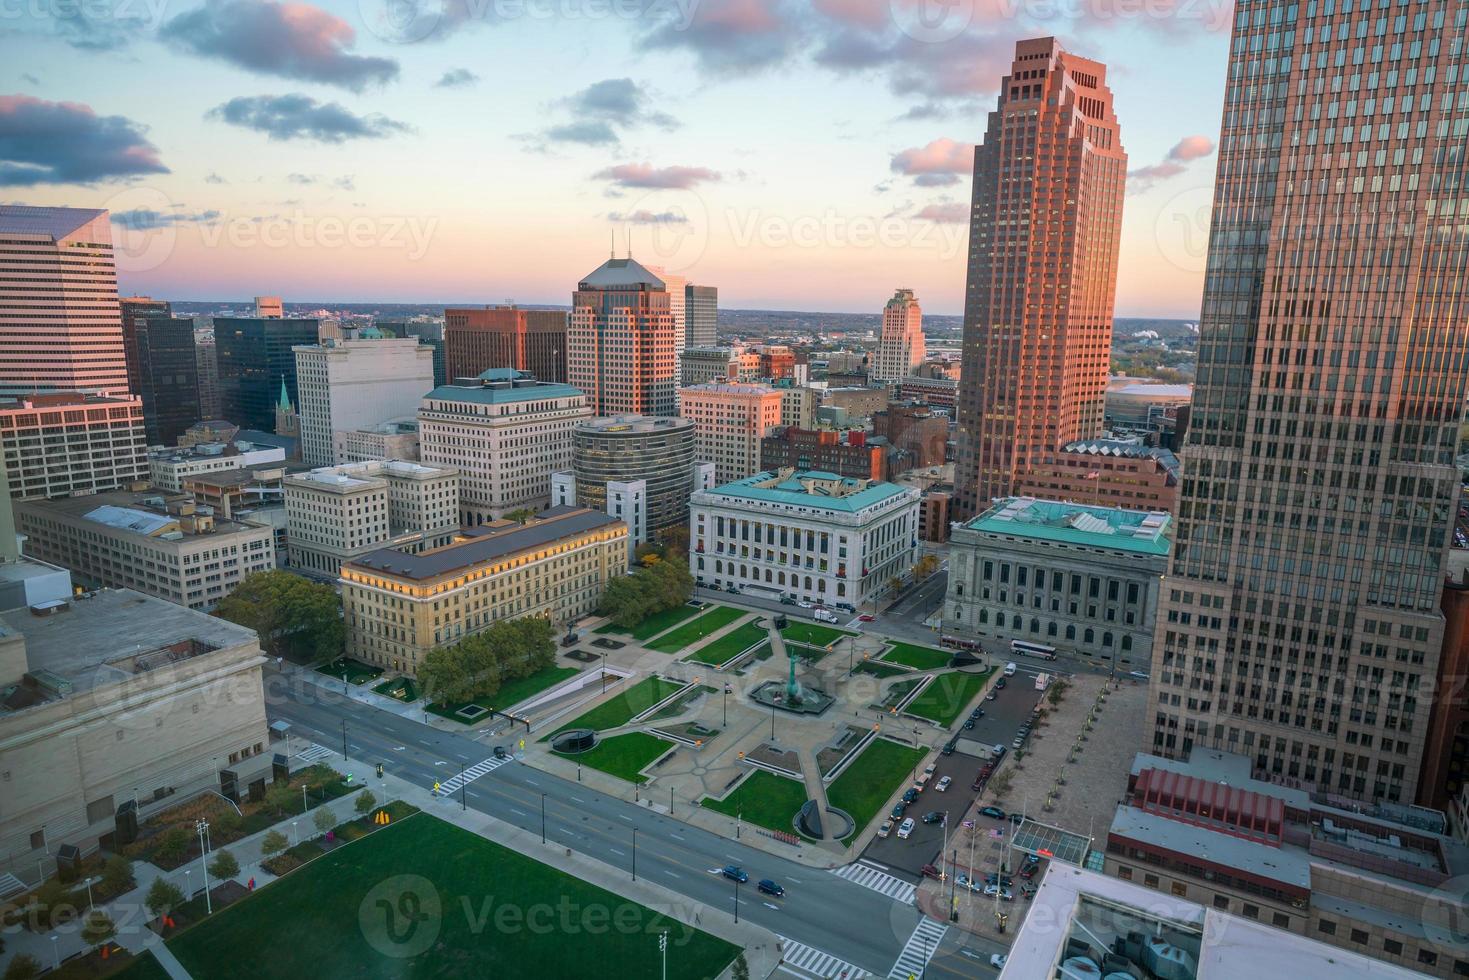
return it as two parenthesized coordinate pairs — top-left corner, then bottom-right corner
(195, 819), (212, 914)
(733, 877), (741, 924)
(770, 701), (776, 740)
(341, 719), (348, 761)
(722, 683), (731, 726)
(659, 931), (668, 980)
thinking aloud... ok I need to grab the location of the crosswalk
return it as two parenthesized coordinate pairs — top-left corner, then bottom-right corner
(776, 936), (869, 979)
(830, 861), (917, 904)
(296, 743), (333, 764)
(435, 755), (511, 796)
(886, 919), (948, 979)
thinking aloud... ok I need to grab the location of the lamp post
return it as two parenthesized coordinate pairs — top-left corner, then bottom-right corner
(722, 683), (731, 726)
(460, 763), (467, 812)
(736, 811), (741, 839)
(602, 652), (608, 693)
(733, 877), (741, 924)
(631, 827), (637, 882)
(49, 935), (58, 969)
(540, 794), (546, 844)
(659, 931), (668, 980)
(770, 701), (776, 740)
(195, 819), (212, 914)
(301, 784), (308, 814)
(291, 820), (298, 845)
(341, 719), (348, 761)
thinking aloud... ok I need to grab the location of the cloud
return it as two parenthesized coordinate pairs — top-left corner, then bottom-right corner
(536, 78), (677, 149)
(333, 174), (355, 190)
(913, 173), (959, 187)
(434, 68), (479, 88)
(915, 201), (968, 223)
(162, 0), (399, 92)
(607, 209), (689, 224)
(639, 0), (799, 73)
(113, 208), (221, 229)
(204, 171), (228, 184)
(1167, 135), (1215, 162)
(207, 94), (409, 143)
(287, 172), (316, 184)
(0, 94), (168, 186)
(20, 73), (40, 86)
(594, 163), (721, 189)
(891, 137), (973, 178)
(1129, 135), (1216, 192)
(544, 120), (619, 146)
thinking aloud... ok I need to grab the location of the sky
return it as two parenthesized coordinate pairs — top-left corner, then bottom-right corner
(2, 0), (1233, 317)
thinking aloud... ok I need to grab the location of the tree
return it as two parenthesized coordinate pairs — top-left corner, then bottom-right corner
(100, 855), (133, 896)
(419, 616), (555, 705)
(658, 524), (690, 558)
(2, 954), (40, 980)
(504, 507), (536, 525)
(212, 809), (243, 839)
(80, 910), (116, 948)
(155, 826), (190, 864)
(32, 878), (71, 929)
(215, 570), (344, 662)
(731, 953), (750, 980)
(313, 806), (337, 836)
(144, 878), (185, 919)
(354, 790), (378, 816)
(266, 782), (298, 816)
(989, 769), (1014, 800)
(913, 554), (940, 581)
(260, 830), (288, 860)
(208, 850), (240, 881)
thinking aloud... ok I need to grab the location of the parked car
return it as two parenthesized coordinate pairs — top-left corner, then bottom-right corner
(920, 864), (943, 880)
(921, 811), (944, 824)
(779, 595), (797, 606)
(1012, 736), (1025, 749)
(963, 719), (976, 730)
(995, 677), (1007, 690)
(1020, 882), (1037, 899)
(935, 776), (952, 792)
(982, 884), (1013, 900)
(493, 745), (509, 759)
(797, 599), (813, 608)
(955, 873), (982, 892)
(891, 803), (908, 819)
(985, 690), (997, 701)
(721, 865), (748, 883)
(834, 602), (855, 613)
(902, 788), (919, 804)
(941, 740), (957, 756)
(923, 763), (937, 777)
(970, 707), (984, 720)
(897, 817), (916, 839)
(979, 805), (1007, 820)
(992, 745), (1007, 761)
(757, 879), (785, 897)
(877, 819), (894, 839)
(985, 874), (1014, 887)
(990, 954), (1008, 969)
(1009, 813), (1025, 826)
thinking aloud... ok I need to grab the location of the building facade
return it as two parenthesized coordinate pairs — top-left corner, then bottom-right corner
(1013, 438), (1180, 513)
(690, 471), (919, 608)
(778, 385), (816, 430)
(685, 283), (717, 348)
(759, 426), (885, 482)
(121, 314), (202, 447)
(293, 339), (436, 466)
(418, 369), (591, 525)
(872, 403), (949, 469)
(567, 415), (698, 533)
(148, 440), (286, 493)
(679, 383), (785, 486)
(895, 376), (958, 412)
(333, 419), (420, 463)
(953, 38), (1126, 517)
(0, 393), (147, 500)
(213, 317), (319, 431)
(444, 306), (568, 384)
(871, 288), (926, 383)
(568, 258), (677, 417)
(193, 328), (220, 420)
(944, 496), (1169, 665)
(341, 506), (628, 672)
(679, 346), (739, 388)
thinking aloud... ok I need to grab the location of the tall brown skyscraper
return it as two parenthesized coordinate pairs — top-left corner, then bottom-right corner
(953, 38), (1127, 518)
(444, 305), (567, 383)
(568, 257), (676, 417)
(1148, 0), (1469, 806)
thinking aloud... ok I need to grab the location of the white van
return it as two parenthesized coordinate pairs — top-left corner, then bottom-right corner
(1004, 662), (1017, 676)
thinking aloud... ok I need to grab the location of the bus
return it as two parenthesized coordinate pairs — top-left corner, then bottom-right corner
(1011, 639), (1057, 661)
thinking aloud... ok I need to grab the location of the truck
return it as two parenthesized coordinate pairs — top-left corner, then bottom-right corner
(1035, 672), (1050, 692)
(813, 608), (839, 624)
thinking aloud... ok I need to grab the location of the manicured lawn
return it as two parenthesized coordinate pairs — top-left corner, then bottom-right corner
(826, 737), (928, 844)
(880, 642), (952, 671)
(316, 656), (382, 685)
(596, 602), (703, 640)
(551, 676), (686, 734)
(785, 642), (832, 664)
(880, 677), (924, 709)
(778, 621), (856, 648)
(682, 621), (768, 666)
(556, 731), (674, 783)
(647, 606), (746, 653)
(107, 952), (170, 980)
(854, 660), (910, 678)
(701, 770), (808, 835)
(905, 668), (996, 727)
(426, 665), (579, 723)
(372, 676), (419, 702)
(168, 813), (739, 980)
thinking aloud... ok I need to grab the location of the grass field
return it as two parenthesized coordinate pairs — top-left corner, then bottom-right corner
(167, 813), (739, 980)
(556, 731), (674, 783)
(94, 951), (170, 980)
(682, 621), (767, 666)
(550, 676), (686, 734)
(826, 737), (928, 844)
(778, 621), (856, 648)
(700, 770), (808, 835)
(904, 668), (996, 727)
(647, 606), (746, 653)
(595, 602), (702, 640)
(854, 660), (909, 678)
(880, 642), (952, 671)
(427, 665), (579, 723)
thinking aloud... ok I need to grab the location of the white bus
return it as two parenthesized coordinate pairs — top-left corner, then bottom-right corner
(1011, 639), (1057, 661)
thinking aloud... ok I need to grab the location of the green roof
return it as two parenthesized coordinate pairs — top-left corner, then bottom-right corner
(707, 471), (911, 513)
(425, 380), (583, 404)
(966, 497), (1171, 556)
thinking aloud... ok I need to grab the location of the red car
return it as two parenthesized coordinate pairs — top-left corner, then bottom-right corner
(858, 614), (876, 622)
(920, 864), (943, 880)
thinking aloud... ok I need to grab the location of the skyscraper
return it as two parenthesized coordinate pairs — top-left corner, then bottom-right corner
(952, 38), (1126, 518)
(1148, 0), (1469, 806)
(214, 317), (319, 431)
(685, 284), (717, 348)
(0, 206), (130, 396)
(871, 288), (925, 383)
(293, 338), (436, 466)
(568, 257), (677, 417)
(648, 266), (687, 358)
(444, 306), (567, 383)
(121, 314), (203, 447)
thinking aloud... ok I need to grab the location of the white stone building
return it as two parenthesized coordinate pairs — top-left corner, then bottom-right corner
(293, 339), (436, 466)
(870, 288), (925, 383)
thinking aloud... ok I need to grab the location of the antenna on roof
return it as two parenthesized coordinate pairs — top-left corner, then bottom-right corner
(610, 227), (614, 260)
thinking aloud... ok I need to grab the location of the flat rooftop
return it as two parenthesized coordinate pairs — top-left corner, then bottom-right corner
(15, 490), (266, 538)
(967, 496), (1172, 556)
(705, 470), (913, 514)
(1110, 804), (1314, 890)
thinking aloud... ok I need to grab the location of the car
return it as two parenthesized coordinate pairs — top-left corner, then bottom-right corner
(835, 602), (855, 613)
(990, 954), (1008, 969)
(970, 707), (984, 719)
(1020, 882), (1037, 899)
(955, 873), (982, 892)
(779, 595), (796, 606)
(985, 691), (997, 701)
(1012, 736), (1025, 749)
(941, 740), (957, 756)
(970, 780), (984, 792)
(897, 817), (916, 839)
(757, 879), (785, 897)
(935, 775), (952, 792)
(982, 885), (1013, 900)
(963, 720), (975, 730)
(877, 819), (894, 839)
(858, 614), (876, 622)
(992, 745), (1007, 760)
(1010, 813), (1025, 826)
(995, 677), (1007, 689)
(914, 771), (931, 790)
(923, 763), (937, 776)
(493, 745), (509, 759)
(902, 788), (919, 804)
(979, 805), (1007, 820)
(797, 599), (813, 608)
(721, 865), (748, 883)
(1019, 865), (1038, 880)
(985, 874), (1014, 887)
(920, 863), (943, 880)
(922, 811), (945, 824)
(891, 803), (908, 819)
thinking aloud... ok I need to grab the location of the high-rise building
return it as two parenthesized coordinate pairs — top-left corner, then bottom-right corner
(0, 206), (130, 396)
(568, 258), (677, 417)
(380, 319), (448, 387)
(648, 266), (687, 358)
(554, 414), (701, 537)
(680, 346), (739, 387)
(444, 306), (567, 384)
(1147, 1), (1469, 806)
(194, 327), (221, 420)
(0, 393), (147, 499)
(254, 296), (283, 318)
(871, 288), (925, 383)
(678, 382), (785, 485)
(118, 296), (170, 326)
(685, 284), (717, 348)
(293, 339), (436, 466)
(121, 315), (202, 447)
(213, 317), (319, 431)
(953, 38), (1126, 518)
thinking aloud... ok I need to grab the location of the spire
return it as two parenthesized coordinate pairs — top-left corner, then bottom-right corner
(277, 376), (293, 412)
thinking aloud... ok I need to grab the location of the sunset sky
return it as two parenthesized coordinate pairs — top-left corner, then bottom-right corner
(4, 0), (1232, 316)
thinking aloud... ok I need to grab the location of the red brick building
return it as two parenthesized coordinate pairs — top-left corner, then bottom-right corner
(872, 403), (949, 469)
(1013, 439), (1179, 513)
(758, 426), (883, 482)
(445, 305), (567, 383)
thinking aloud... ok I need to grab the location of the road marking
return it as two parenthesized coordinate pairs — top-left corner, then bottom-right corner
(775, 936), (869, 979)
(509, 807), (527, 816)
(670, 833), (685, 841)
(570, 796), (585, 803)
(830, 864), (917, 904)
(609, 848), (625, 856)
(435, 755), (513, 795)
(763, 902), (781, 911)
(886, 919), (948, 979)
(392, 745), (405, 751)
(663, 870), (681, 878)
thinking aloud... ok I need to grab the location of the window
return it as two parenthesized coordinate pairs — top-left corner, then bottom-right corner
(1419, 950), (1438, 967)
(1273, 913), (1290, 928)
(1317, 919), (1336, 936)
(1171, 882), (1187, 897)
(1243, 903), (1259, 920)
(1213, 896), (1230, 910)
(1144, 874), (1159, 888)
(1452, 959), (1469, 976)
(1117, 866), (1133, 880)
(1351, 930), (1369, 945)
(1384, 939), (1403, 956)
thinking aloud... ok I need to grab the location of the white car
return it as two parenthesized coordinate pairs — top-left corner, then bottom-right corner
(935, 775), (952, 792)
(955, 873), (982, 893)
(990, 953), (1007, 969)
(982, 884), (1013, 900)
(897, 817), (916, 839)
(797, 599), (814, 609)
(876, 819), (893, 839)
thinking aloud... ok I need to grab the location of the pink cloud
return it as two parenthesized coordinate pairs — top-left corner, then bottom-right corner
(891, 137), (974, 176)
(1168, 135), (1215, 161)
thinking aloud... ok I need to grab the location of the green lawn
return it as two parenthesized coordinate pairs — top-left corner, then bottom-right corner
(701, 770), (809, 836)
(426, 665), (579, 723)
(550, 676), (686, 735)
(596, 602), (703, 640)
(316, 656), (382, 685)
(904, 668), (996, 727)
(785, 642), (832, 664)
(372, 676), (420, 702)
(647, 606), (746, 653)
(107, 952), (171, 980)
(556, 731), (674, 783)
(778, 621), (856, 648)
(854, 660), (910, 678)
(826, 737), (929, 844)
(682, 622), (768, 666)
(880, 642), (952, 671)
(167, 813), (739, 980)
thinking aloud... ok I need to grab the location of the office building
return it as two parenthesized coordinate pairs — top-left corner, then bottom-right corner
(283, 459), (459, 576)
(148, 440), (287, 493)
(895, 376), (958, 412)
(121, 314), (202, 447)
(334, 419), (420, 463)
(0, 393), (147, 500)
(0, 206), (130, 396)
(918, 491), (950, 543)
(680, 346), (740, 388)
(293, 339), (436, 466)
(444, 306), (567, 384)
(944, 496), (1169, 664)
(1013, 438), (1180, 513)
(568, 258), (677, 417)
(759, 426), (885, 482)
(823, 386), (889, 422)
(214, 317), (319, 431)
(254, 296), (283, 318)
(778, 385), (816, 430)
(559, 415), (699, 534)
(118, 296), (170, 329)
(1147, 0), (1469, 805)
(954, 38), (1126, 517)
(341, 506), (628, 672)
(418, 369), (590, 525)
(1420, 551), (1469, 814)
(649, 266), (687, 358)
(685, 283), (717, 348)
(872, 403), (949, 469)
(193, 328), (220, 419)
(871, 288), (925, 383)
(15, 489), (275, 610)
(679, 383), (785, 486)
(380, 319), (448, 387)
(181, 460), (287, 521)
